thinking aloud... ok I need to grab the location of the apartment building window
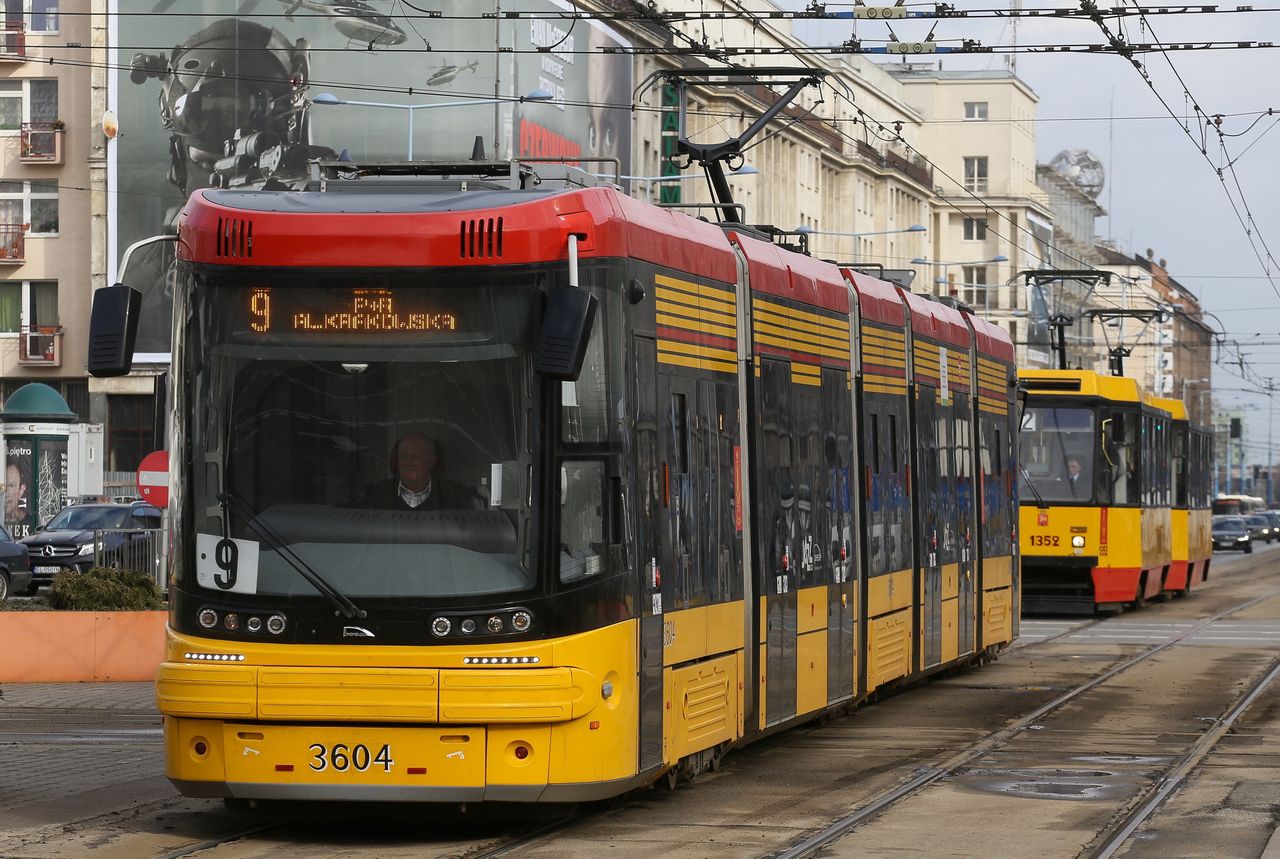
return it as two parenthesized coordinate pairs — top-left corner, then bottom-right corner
(107, 395), (156, 473)
(962, 217), (988, 241)
(0, 279), (56, 332)
(960, 265), (988, 308)
(5, 1), (59, 32)
(0, 79), (56, 132)
(964, 102), (989, 121)
(0, 180), (58, 234)
(964, 157), (989, 193)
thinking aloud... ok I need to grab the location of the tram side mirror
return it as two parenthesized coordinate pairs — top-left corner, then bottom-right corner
(87, 284), (143, 378)
(1109, 414), (1127, 443)
(535, 287), (598, 381)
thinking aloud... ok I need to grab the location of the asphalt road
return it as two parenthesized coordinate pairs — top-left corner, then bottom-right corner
(2, 543), (1279, 858)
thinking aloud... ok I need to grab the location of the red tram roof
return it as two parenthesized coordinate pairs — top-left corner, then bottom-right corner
(724, 230), (849, 313)
(897, 288), (971, 350)
(844, 269), (906, 328)
(178, 186), (739, 285)
(965, 312), (1015, 364)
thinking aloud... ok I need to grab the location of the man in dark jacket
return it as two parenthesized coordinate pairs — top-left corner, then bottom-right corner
(362, 432), (478, 511)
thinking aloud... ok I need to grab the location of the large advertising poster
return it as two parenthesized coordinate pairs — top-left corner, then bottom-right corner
(4, 440), (32, 537)
(111, 1), (632, 355)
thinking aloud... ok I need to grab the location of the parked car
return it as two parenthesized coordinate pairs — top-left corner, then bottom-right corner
(19, 502), (162, 593)
(1213, 516), (1253, 553)
(1245, 514), (1275, 544)
(0, 522), (32, 601)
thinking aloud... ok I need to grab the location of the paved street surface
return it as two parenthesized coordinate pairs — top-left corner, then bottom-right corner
(2, 545), (1279, 858)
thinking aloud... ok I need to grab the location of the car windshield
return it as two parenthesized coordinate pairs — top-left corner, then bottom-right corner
(1247, 516), (1269, 527)
(178, 268), (547, 601)
(1018, 406), (1095, 503)
(1214, 517), (1246, 531)
(45, 507), (129, 530)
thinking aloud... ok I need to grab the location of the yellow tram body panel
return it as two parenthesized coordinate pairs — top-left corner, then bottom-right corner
(1019, 504), (1166, 604)
(159, 621), (647, 800)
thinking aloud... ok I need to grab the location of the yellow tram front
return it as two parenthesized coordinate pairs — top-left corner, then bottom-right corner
(1018, 370), (1172, 612)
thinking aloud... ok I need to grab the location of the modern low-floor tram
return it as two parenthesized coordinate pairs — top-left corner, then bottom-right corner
(95, 162), (1019, 803)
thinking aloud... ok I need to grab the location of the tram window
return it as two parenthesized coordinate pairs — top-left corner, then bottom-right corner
(889, 413), (899, 472)
(871, 413), (881, 473)
(1018, 406), (1094, 503)
(559, 460), (605, 583)
(671, 393), (688, 473)
(560, 286), (624, 445)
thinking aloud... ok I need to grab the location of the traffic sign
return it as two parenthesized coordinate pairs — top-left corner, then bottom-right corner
(137, 450), (169, 508)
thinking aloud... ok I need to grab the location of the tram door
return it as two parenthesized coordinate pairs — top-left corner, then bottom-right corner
(822, 367), (855, 703)
(955, 406), (975, 656)
(759, 358), (797, 725)
(916, 394), (944, 669)
(634, 337), (664, 773)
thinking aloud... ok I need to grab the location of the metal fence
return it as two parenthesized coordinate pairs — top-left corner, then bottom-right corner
(91, 527), (167, 593)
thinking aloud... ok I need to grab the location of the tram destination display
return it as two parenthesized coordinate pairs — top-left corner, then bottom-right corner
(241, 287), (460, 335)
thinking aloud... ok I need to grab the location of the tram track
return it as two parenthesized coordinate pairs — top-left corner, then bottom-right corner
(768, 585), (1280, 859)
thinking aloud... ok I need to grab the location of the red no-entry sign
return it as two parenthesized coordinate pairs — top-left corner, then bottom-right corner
(137, 450), (169, 508)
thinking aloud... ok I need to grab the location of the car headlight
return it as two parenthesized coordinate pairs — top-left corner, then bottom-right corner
(1071, 536), (1086, 548)
(1238, 535), (1249, 541)
(76, 543), (95, 556)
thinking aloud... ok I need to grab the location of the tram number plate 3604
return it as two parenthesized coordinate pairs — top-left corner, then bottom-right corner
(307, 742), (394, 773)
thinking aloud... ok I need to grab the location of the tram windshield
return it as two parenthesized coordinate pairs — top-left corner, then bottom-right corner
(177, 268), (543, 600)
(1018, 406), (1096, 503)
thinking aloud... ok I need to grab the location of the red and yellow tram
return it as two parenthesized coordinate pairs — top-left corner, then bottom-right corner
(1152, 397), (1212, 594)
(91, 161), (1018, 802)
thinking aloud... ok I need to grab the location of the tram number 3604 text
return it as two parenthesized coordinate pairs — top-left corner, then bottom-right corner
(308, 743), (394, 773)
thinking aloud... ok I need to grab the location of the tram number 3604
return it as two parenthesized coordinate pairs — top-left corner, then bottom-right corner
(308, 743), (394, 773)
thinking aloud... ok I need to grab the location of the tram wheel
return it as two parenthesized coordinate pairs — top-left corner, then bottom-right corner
(1131, 575), (1147, 610)
(665, 767), (680, 790)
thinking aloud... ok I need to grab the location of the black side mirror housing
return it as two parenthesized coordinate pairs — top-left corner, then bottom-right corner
(535, 287), (598, 381)
(88, 284), (143, 378)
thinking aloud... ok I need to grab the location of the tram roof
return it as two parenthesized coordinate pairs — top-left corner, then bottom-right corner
(844, 269), (906, 327)
(1018, 369), (1146, 402)
(897, 288), (971, 350)
(965, 312), (1015, 364)
(725, 229), (851, 315)
(1148, 396), (1189, 421)
(181, 186), (740, 284)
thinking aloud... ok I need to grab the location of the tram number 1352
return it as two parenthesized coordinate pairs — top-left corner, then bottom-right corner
(1028, 535), (1061, 547)
(308, 743), (394, 773)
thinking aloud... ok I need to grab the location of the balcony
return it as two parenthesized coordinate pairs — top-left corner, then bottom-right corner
(18, 324), (62, 366)
(0, 223), (25, 263)
(20, 122), (63, 163)
(0, 22), (24, 62)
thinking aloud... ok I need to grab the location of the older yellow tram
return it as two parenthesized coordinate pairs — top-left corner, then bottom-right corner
(1018, 369), (1174, 612)
(1151, 397), (1213, 594)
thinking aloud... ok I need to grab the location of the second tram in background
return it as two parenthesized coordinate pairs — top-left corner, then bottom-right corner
(1018, 369), (1211, 613)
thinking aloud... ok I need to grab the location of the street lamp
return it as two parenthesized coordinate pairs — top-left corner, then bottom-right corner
(794, 224), (926, 239)
(311, 88), (555, 161)
(911, 254), (1009, 310)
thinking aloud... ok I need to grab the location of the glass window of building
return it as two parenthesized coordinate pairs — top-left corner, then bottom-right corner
(963, 217), (988, 241)
(964, 102), (989, 121)
(964, 157), (989, 193)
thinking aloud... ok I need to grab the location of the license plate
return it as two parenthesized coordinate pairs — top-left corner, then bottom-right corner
(34, 565), (62, 574)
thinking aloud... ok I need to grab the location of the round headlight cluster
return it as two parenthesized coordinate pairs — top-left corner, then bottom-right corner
(195, 608), (287, 636)
(1071, 535), (1086, 548)
(430, 609), (535, 638)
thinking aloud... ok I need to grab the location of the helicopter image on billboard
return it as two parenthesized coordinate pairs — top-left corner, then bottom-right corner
(150, 0), (408, 47)
(426, 60), (479, 87)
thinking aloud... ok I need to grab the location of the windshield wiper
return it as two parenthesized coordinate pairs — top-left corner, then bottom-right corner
(1020, 467), (1046, 508)
(218, 491), (366, 620)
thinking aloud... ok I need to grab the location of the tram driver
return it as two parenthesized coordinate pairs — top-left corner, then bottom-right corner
(1062, 456), (1088, 496)
(361, 431), (480, 511)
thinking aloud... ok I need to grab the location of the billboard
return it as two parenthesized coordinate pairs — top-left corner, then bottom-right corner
(110, 1), (632, 354)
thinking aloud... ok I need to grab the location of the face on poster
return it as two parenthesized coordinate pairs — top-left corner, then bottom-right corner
(3, 442), (32, 536)
(112, 0), (632, 355)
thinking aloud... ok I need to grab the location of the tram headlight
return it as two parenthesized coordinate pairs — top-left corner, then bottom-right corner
(487, 616), (505, 634)
(1071, 536), (1086, 548)
(461, 618), (477, 634)
(266, 614), (287, 635)
(431, 616), (452, 637)
(246, 616), (263, 633)
(223, 612), (240, 631)
(511, 611), (532, 633)
(198, 608), (218, 629)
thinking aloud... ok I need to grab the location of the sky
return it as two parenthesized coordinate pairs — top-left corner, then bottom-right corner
(784, 3), (1280, 453)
